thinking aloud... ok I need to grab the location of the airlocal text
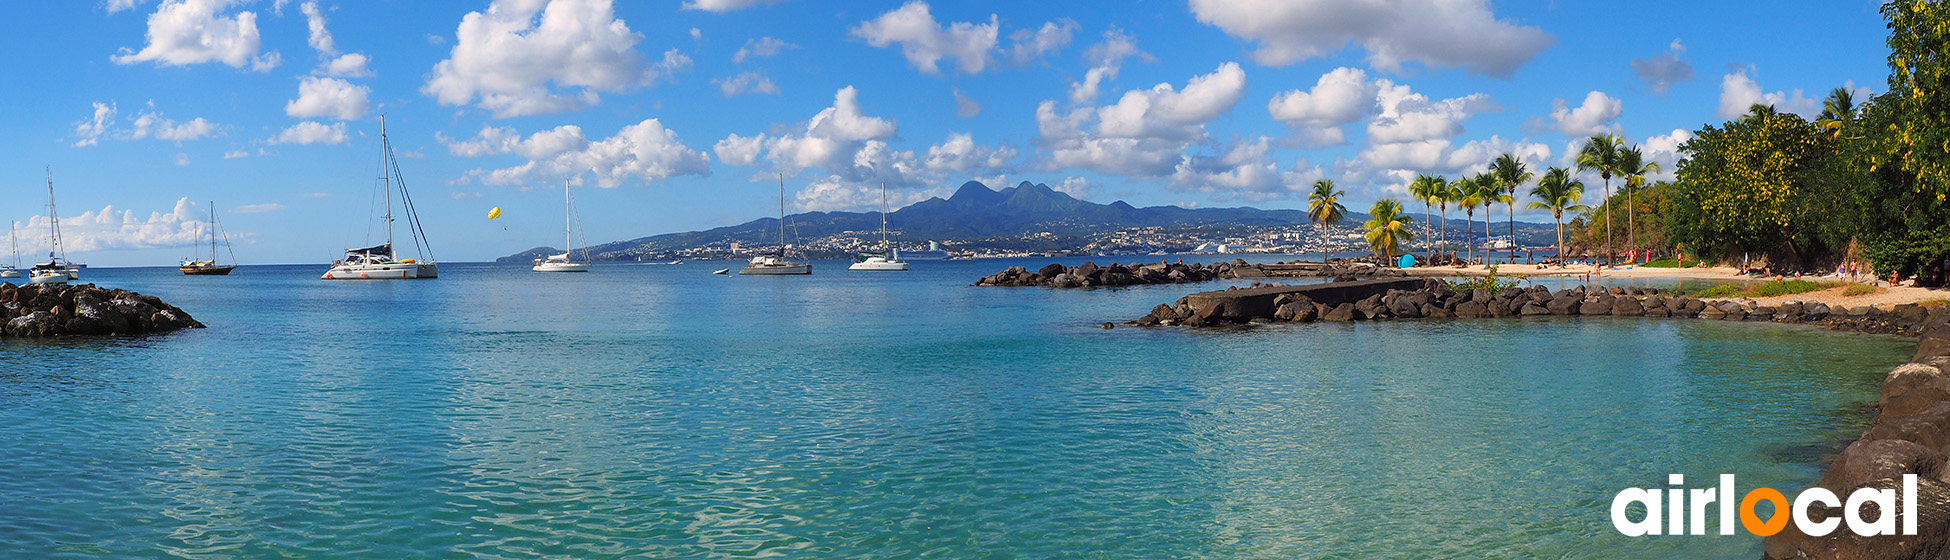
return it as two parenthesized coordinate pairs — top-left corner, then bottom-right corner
(1611, 474), (1917, 537)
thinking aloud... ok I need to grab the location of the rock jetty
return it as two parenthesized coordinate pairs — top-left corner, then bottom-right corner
(1, 283), (204, 337)
(976, 259), (1401, 288)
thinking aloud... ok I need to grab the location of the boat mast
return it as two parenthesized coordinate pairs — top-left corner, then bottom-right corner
(880, 181), (890, 255)
(777, 174), (787, 259)
(208, 201), (217, 263)
(564, 182), (573, 259)
(45, 167), (63, 264)
(380, 115), (393, 253)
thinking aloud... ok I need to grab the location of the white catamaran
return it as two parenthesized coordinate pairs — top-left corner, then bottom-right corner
(533, 182), (590, 272)
(740, 176), (811, 275)
(323, 116), (438, 280)
(29, 169), (76, 285)
(849, 181), (907, 271)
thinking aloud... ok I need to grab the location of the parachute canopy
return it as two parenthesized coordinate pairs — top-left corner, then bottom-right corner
(487, 207), (502, 219)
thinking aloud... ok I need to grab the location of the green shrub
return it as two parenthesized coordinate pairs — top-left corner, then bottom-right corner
(1692, 284), (1742, 298)
(1449, 265), (1521, 292)
(1843, 283), (1882, 297)
(1752, 279), (1821, 297)
(1641, 258), (1682, 268)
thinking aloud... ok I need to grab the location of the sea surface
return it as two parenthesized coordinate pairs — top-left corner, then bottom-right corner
(0, 258), (1915, 559)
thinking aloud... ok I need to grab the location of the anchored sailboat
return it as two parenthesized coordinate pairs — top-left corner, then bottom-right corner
(849, 181), (907, 271)
(740, 175), (811, 275)
(28, 168), (76, 285)
(180, 202), (238, 275)
(533, 182), (590, 272)
(323, 115), (438, 280)
(1, 222), (19, 278)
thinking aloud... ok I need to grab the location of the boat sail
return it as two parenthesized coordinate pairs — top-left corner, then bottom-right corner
(740, 175), (811, 275)
(1, 222), (19, 278)
(180, 201), (238, 275)
(533, 182), (590, 272)
(28, 168), (76, 285)
(323, 115), (438, 280)
(849, 181), (907, 271)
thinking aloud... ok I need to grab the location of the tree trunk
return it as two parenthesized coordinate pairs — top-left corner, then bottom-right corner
(1554, 211), (1564, 257)
(1627, 186), (1636, 264)
(1602, 177), (1612, 266)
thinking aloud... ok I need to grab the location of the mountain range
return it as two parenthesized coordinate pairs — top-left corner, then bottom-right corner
(499, 180), (1553, 261)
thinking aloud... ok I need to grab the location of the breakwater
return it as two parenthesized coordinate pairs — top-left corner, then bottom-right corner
(1, 282), (203, 337)
(976, 259), (1400, 288)
(1132, 278), (1950, 555)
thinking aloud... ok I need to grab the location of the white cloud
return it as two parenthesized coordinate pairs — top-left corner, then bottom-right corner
(953, 87), (980, 118)
(714, 71), (780, 96)
(1547, 91), (1622, 137)
(270, 121), (349, 145)
(285, 76), (370, 120)
(173, 153), (191, 166)
(112, 0), (279, 71)
(74, 102), (118, 147)
(1007, 18), (1076, 66)
(22, 198), (204, 252)
(1631, 39), (1692, 96)
(733, 36), (796, 64)
(323, 53), (372, 77)
(107, 0), (146, 14)
(1095, 62), (1248, 141)
(1639, 128), (1691, 183)
(1366, 81), (1498, 144)
(689, 28), (701, 41)
(1036, 64), (1250, 179)
(1188, 0), (1552, 78)
(849, 1), (998, 76)
(793, 175), (944, 212)
(233, 203), (285, 214)
(1168, 137), (1284, 198)
(1349, 135), (1549, 195)
(922, 133), (1015, 174)
(223, 150), (248, 159)
(424, 0), (690, 118)
(1054, 176), (1095, 199)
(446, 119), (712, 188)
(1267, 67), (1380, 147)
(450, 191), (484, 200)
(1717, 67), (1819, 120)
(76, 102), (219, 145)
(1068, 27), (1151, 105)
(300, 1), (334, 55)
(681, 0), (782, 12)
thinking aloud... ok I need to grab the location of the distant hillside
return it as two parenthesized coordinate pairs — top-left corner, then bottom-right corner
(499, 180), (1555, 261)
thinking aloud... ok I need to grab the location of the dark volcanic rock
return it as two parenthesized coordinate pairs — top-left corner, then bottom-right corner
(0, 283), (196, 337)
(1322, 303), (1357, 322)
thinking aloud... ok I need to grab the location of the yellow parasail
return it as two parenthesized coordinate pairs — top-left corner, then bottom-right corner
(487, 207), (502, 219)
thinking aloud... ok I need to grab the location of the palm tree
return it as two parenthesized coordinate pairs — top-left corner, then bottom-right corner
(1408, 174), (1445, 261)
(1456, 173), (1489, 264)
(1818, 87), (1857, 139)
(1437, 177), (1459, 261)
(1490, 153), (1532, 263)
(1526, 167), (1588, 254)
(1615, 146), (1659, 263)
(1472, 173), (1509, 264)
(1307, 179), (1347, 263)
(1575, 134), (1623, 264)
(1364, 199), (1414, 265)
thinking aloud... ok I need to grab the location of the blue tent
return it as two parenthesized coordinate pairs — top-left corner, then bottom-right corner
(1398, 254), (1416, 268)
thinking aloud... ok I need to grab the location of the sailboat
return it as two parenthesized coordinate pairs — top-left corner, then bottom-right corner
(1, 223), (19, 278)
(323, 116), (438, 280)
(29, 169), (75, 285)
(533, 182), (589, 272)
(740, 175), (811, 275)
(850, 181), (908, 271)
(180, 202), (238, 275)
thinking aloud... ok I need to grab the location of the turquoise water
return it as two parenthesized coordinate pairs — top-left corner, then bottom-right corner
(0, 260), (1914, 559)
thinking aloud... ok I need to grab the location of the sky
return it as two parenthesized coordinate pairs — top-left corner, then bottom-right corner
(0, 0), (1898, 266)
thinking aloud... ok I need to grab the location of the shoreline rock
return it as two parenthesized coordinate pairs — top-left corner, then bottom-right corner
(1, 283), (204, 337)
(975, 259), (1405, 288)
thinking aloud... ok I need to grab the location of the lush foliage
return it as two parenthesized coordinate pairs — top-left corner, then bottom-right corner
(1665, 108), (1830, 262)
(1363, 199), (1414, 263)
(1689, 279), (1826, 298)
(1448, 264), (1520, 292)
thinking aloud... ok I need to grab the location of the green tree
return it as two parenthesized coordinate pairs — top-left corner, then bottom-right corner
(1409, 174), (1446, 259)
(1457, 173), (1486, 264)
(1667, 106), (1826, 263)
(1616, 146), (1660, 262)
(1527, 167), (1588, 255)
(1364, 199), (1414, 265)
(1576, 134), (1624, 263)
(1491, 153), (1533, 262)
(1307, 179), (1348, 263)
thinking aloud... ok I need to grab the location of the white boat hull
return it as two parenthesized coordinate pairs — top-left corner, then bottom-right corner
(740, 263), (811, 275)
(322, 262), (423, 280)
(28, 271), (67, 285)
(848, 258), (908, 271)
(0, 269), (17, 279)
(532, 261), (589, 272)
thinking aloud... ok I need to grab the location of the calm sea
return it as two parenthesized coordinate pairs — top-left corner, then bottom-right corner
(0, 259), (1913, 559)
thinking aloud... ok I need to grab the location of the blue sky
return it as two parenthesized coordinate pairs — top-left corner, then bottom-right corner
(0, 0), (1896, 265)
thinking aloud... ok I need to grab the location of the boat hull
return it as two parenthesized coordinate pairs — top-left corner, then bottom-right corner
(28, 271), (67, 285)
(740, 263), (812, 275)
(0, 269), (16, 279)
(181, 265), (236, 275)
(322, 262), (423, 280)
(848, 260), (908, 271)
(532, 262), (589, 272)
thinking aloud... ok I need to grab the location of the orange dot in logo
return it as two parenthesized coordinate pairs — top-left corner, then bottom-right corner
(1741, 488), (1789, 536)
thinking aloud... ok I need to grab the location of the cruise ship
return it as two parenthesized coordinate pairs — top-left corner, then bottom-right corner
(901, 240), (952, 260)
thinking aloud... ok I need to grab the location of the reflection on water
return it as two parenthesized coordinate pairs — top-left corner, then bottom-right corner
(0, 261), (1915, 559)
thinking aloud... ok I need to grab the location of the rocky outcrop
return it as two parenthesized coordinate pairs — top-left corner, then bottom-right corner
(0, 283), (203, 337)
(975, 259), (1405, 288)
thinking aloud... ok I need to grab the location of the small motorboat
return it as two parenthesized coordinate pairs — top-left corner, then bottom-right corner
(713, 268), (730, 275)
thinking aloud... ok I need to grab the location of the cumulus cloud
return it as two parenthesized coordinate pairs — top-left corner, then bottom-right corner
(1366, 81), (1499, 144)
(732, 36), (796, 63)
(1067, 27), (1151, 105)
(1717, 67), (1818, 119)
(681, 0), (782, 12)
(112, 0), (279, 71)
(953, 87), (980, 118)
(1053, 176), (1095, 199)
(1638, 128), (1691, 183)
(922, 133), (1016, 175)
(1095, 62), (1248, 141)
(270, 121), (349, 145)
(285, 76), (370, 120)
(442, 119), (711, 188)
(1267, 67), (1380, 147)
(793, 175), (946, 212)
(711, 86), (903, 181)
(300, 1), (335, 55)
(849, 1), (998, 76)
(423, 0), (691, 117)
(1547, 91), (1622, 137)
(714, 71), (780, 96)
(107, 0), (146, 14)
(223, 150), (248, 159)
(22, 198), (205, 252)
(1349, 135), (1549, 195)
(1037, 63), (1249, 179)
(1007, 18), (1076, 66)
(1188, 0), (1552, 78)
(73, 101), (219, 146)
(232, 203), (286, 214)
(1631, 39), (1692, 96)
